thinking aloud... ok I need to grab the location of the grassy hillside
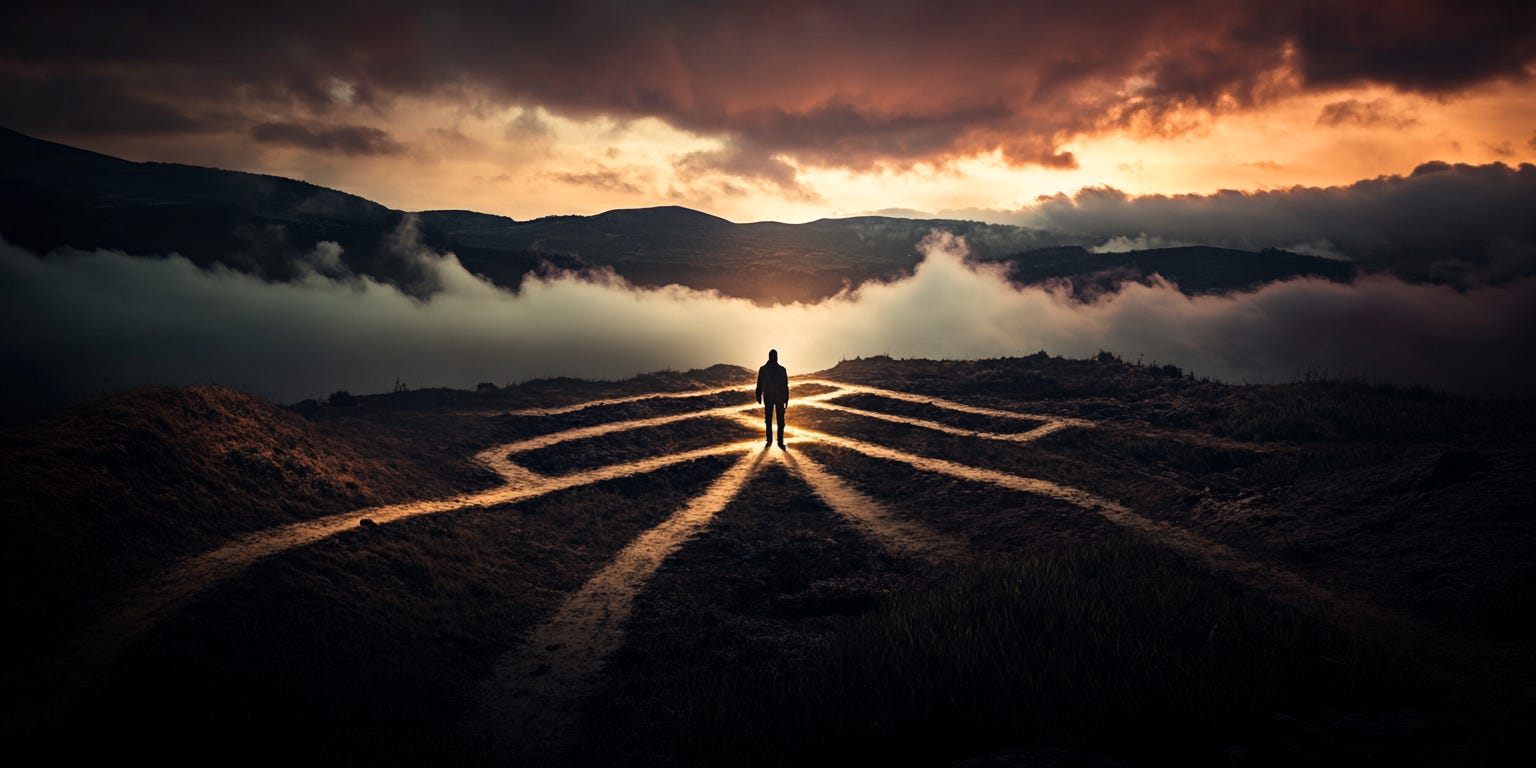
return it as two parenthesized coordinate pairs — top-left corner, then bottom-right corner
(0, 384), (494, 693)
(3, 355), (1530, 765)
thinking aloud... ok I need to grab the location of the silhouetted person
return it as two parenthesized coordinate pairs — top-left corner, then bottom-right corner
(755, 349), (789, 449)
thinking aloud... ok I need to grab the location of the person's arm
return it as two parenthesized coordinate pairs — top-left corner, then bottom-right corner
(755, 368), (763, 404)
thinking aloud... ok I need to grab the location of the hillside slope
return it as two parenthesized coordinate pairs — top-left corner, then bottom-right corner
(4, 127), (1356, 304)
(4, 356), (1531, 764)
(0, 385), (493, 655)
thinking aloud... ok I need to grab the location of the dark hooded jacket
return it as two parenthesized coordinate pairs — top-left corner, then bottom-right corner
(756, 353), (789, 405)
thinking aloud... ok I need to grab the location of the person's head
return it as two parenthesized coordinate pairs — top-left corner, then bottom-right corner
(768, 349), (778, 363)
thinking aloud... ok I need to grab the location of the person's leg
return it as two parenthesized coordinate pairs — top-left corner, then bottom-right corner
(775, 403), (786, 445)
(764, 403), (773, 444)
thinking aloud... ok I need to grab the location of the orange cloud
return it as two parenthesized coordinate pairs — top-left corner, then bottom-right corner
(4, 2), (1531, 220)
(5, 1), (1534, 170)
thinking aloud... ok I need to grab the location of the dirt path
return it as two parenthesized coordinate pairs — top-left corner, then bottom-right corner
(797, 399), (1077, 443)
(763, 417), (1533, 703)
(76, 429), (765, 687)
(475, 438), (972, 763)
(795, 378), (1092, 426)
(479, 449), (767, 763)
(71, 379), (1354, 671)
(780, 419), (1342, 593)
(783, 449), (969, 564)
(494, 402), (758, 453)
(70, 375), (1527, 754)
(500, 384), (752, 416)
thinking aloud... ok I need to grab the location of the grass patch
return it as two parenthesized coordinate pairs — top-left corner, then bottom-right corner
(1210, 381), (1515, 442)
(499, 389), (749, 428)
(668, 537), (1429, 766)
(792, 381), (843, 397)
(19, 458), (740, 765)
(1054, 428), (1263, 475)
(821, 355), (1531, 444)
(795, 442), (1114, 553)
(512, 416), (744, 474)
(827, 392), (1046, 433)
(796, 407), (1185, 512)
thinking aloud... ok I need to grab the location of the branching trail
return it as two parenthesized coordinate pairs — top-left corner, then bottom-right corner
(77, 434), (763, 686)
(69, 374), (1528, 755)
(783, 449), (968, 564)
(480, 449), (767, 763)
(760, 416), (1531, 703)
(499, 384), (752, 416)
(494, 402), (758, 453)
(769, 419), (1367, 618)
(795, 378), (1091, 426)
(799, 399), (1079, 443)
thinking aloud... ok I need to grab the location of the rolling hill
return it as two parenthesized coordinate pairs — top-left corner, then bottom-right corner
(3, 127), (1355, 304)
(2, 356), (1531, 764)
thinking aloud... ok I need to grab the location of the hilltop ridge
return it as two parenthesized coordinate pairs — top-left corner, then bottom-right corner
(3, 354), (1531, 763)
(3, 127), (1354, 304)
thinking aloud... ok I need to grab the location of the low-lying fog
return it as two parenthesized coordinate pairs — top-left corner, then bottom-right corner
(3, 230), (1533, 414)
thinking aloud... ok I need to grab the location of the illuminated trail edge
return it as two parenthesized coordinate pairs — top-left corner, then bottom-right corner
(81, 377), (1475, 758)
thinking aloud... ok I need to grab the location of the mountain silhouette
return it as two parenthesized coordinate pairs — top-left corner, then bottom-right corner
(2, 126), (1353, 303)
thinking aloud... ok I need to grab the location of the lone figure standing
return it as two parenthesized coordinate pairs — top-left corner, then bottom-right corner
(755, 349), (789, 449)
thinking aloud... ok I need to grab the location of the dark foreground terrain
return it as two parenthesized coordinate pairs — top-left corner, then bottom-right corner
(2, 355), (1531, 766)
(2, 126), (1354, 309)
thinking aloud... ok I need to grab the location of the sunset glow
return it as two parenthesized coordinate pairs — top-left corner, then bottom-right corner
(5, 2), (1531, 223)
(6, 4), (1536, 764)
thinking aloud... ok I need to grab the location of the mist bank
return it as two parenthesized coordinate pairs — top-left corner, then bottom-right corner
(8, 130), (1535, 311)
(3, 231), (1533, 417)
(962, 161), (1536, 282)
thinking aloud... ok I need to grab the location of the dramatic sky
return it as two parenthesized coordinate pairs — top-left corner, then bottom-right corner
(4, 0), (1535, 222)
(3, 1), (1536, 408)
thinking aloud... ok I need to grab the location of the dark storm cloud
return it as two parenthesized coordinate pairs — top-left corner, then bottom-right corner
(0, 72), (205, 135)
(1290, 0), (1536, 93)
(250, 121), (405, 155)
(674, 142), (825, 201)
(986, 161), (1536, 280)
(2, 1), (1532, 169)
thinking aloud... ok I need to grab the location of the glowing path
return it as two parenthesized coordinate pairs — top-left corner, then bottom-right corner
(80, 437), (765, 682)
(746, 414), (1345, 611)
(44, 371), (1518, 763)
(497, 383), (751, 416)
(480, 450), (767, 760)
(87, 373), (1453, 755)
(783, 449), (968, 564)
(491, 402), (759, 453)
(81, 377), (1200, 677)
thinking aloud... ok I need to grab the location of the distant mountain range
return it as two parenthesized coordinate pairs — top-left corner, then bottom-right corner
(0, 127), (1355, 303)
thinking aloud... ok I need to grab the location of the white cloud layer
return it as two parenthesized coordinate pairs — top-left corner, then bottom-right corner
(3, 231), (1533, 411)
